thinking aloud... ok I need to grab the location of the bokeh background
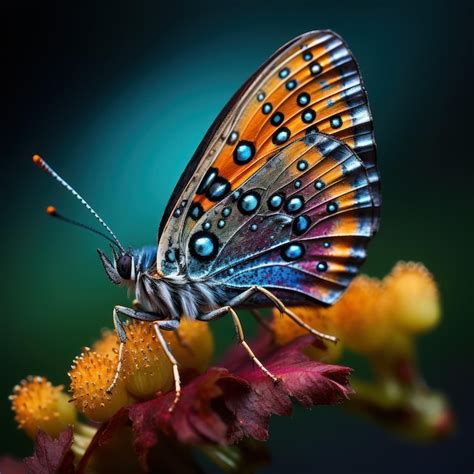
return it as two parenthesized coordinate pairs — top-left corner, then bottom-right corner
(2, 0), (473, 472)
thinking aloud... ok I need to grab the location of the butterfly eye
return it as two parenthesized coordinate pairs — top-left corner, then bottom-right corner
(117, 254), (133, 280)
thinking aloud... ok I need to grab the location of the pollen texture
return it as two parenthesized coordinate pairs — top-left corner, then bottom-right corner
(10, 376), (76, 438)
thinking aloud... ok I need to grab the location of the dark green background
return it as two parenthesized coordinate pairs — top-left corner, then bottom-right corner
(2, 1), (473, 472)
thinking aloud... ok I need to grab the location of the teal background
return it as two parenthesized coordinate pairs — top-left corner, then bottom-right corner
(2, 1), (473, 472)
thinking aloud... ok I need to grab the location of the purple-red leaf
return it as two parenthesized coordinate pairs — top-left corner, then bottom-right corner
(24, 427), (75, 474)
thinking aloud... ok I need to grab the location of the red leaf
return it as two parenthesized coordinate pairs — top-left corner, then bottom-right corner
(24, 427), (76, 474)
(79, 335), (353, 469)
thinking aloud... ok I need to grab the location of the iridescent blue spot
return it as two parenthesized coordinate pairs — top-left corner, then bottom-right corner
(315, 180), (325, 190)
(227, 131), (239, 145)
(279, 67), (290, 78)
(297, 92), (310, 107)
(203, 222), (211, 230)
(272, 127), (291, 145)
(297, 160), (308, 171)
(197, 167), (218, 194)
(207, 177), (230, 201)
(292, 215), (311, 235)
(282, 243), (305, 261)
(222, 207), (231, 217)
(189, 231), (219, 261)
(302, 108), (316, 123)
(330, 116), (342, 129)
(189, 202), (204, 220)
(285, 195), (304, 214)
(257, 91), (265, 102)
(173, 208), (182, 217)
(286, 79), (297, 90)
(238, 191), (261, 215)
(250, 223), (258, 232)
(268, 193), (284, 210)
(305, 125), (319, 136)
(310, 62), (322, 75)
(327, 201), (339, 213)
(323, 241), (331, 248)
(262, 102), (273, 115)
(218, 219), (225, 229)
(232, 190), (242, 201)
(270, 112), (284, 126)
(317, 261), (328, 272)
(294, 180), (302, 189)
(233, 141), (255, 165)
(165, 249), (176, 263)
(303, 51), (313, 61)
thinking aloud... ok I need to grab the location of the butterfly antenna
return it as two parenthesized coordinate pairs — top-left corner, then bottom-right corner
(32, 154), (125, 253)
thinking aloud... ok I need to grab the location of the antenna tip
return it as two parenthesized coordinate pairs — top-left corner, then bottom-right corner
(32, 154), (43, 167)
(46, 206), (57, 216)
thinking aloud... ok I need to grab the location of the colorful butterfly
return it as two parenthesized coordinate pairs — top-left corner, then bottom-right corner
(34, 30), (380, 410)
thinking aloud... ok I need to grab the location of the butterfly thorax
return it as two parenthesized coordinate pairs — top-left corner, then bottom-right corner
(134, 269), (226, 320)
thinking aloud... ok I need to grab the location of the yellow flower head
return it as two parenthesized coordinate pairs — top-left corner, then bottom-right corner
(272, 306), (343, 362)
(92, 329), (119, 356)
(121, 321), (174, 399)
(383, 261), (440, 334)
(69, 348), (134, 422)
(165, 318), (214, 373)
(10, 376), (76, 439)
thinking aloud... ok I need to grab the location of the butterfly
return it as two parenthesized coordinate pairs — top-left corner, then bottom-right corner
(34, 30), (380, 410)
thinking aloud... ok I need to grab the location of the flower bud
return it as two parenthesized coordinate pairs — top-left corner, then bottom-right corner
(122, 321), (174, 399)
(325, 276), (391, 354)
(383, 262), (440, 334)
(165, 319), (214, 373)
(10, 376), (76, 439)
(272, 307), (343, 362)
(69, 349), (134, 422)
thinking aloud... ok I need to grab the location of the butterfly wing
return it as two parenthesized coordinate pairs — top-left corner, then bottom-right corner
(157, 30), (379, 305)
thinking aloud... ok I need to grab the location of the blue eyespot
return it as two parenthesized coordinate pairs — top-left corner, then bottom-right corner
(238, 190), (261, 215)
(218, 219), (225, 229)
(303, 51), (313, 61)
(297, 160), (308, 171)
(297, 92), (310, 107)
(257, 91), (265, 102)
(314, 180), (325, 190)
(330, 116), (342, 129)
(222, 207), (231, 217)
(279, 67), (290, 78)
(173, 208), (182, 217)
(285, 195), (304, 214)
(268, 193), (284, 210)
(233, 141), (255, 165)
(203, 221), (211, 230)
(317, 261), (328, 272)
(282, 243), (305, 261)
(206, 177), (231, 201)
(189, 231), (219, 261)
(309, 62), (322, 76)
(262, 102), (273, 114)
(271, 112), (284, 126)
(327, 202), (339, 213)
(294, 180), (302, 189)
(227, 131), (239, 145)
(272, 127), (291, 145)
(189, 202), (204, 220)
(323, 241), (331, 248)
(292, 215), (311, 235)
(301, 108), (316, 124)
(250, 223), (258, 232)
(286, 79), (297, 90)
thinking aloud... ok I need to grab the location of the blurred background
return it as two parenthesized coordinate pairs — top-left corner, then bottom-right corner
(2, 0), (472, 472)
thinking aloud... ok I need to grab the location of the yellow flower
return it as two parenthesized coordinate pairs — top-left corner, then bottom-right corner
(121, 321), (174, 399)
(69, 348), (135, 422)
(165, 318), (214, 373)
(10, 376), (76, 439)
(272, 306), (343, 362)
(383, 261), (440, 334)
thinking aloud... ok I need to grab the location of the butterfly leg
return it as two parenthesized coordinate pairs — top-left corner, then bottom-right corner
(106, 305), (180, 401)
(250, 286), (338, 344)
(198, 306), (278, 383)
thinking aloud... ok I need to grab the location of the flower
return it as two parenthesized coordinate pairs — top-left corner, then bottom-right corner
(69, 348), (135, 422)
(9, 376), (76, 439)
